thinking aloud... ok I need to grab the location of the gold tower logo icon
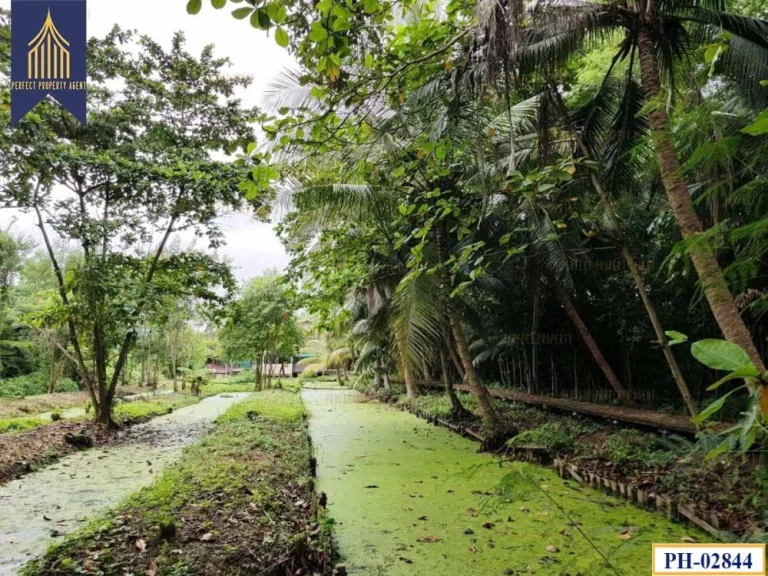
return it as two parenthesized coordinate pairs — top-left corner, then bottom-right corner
(27, 9), (70, 80)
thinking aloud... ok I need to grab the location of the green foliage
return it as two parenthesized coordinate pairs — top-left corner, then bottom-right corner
(0, 373), (78, 397)
(508, 421), (594, 453)
(1, 26), (270, 420)
(0, 415), (47, 434)
(218, 272), (302, 387)
(603, 430), (678, 471)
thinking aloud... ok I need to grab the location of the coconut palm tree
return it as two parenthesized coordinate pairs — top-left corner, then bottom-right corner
(475, 0), (768, 411)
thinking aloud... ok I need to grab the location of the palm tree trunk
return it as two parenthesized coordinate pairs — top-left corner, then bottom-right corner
(373, 358), (383, 388)
(530, 291), (539, 393)
(552, 284), (630, 404)
(440, 338), (470, 419)
(549, 83), (698, 416)
(396, 336), (418, 397)
(448, 311), (501, 433)
(637, 29), (766, 413)
(446, 330), (466, 381)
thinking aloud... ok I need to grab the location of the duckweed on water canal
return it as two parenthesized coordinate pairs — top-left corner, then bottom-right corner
(303, 389), (710, 576)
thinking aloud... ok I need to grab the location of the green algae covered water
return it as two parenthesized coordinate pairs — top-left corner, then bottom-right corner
(302, 389), (708, 576)
(0, 393), (250, 576)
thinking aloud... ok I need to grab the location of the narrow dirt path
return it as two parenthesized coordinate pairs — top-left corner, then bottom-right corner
(0, 393), (250, 576)
(303, 389), (708, 576)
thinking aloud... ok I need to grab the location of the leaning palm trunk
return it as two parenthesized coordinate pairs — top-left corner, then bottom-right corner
(440, 336), (470, 419)
(395, 335), (418, 397)
(551, 88), (698, 417)
(448, 311), (501, 433)
(637, 29), (767, 414)
(552, 283), (630, 404)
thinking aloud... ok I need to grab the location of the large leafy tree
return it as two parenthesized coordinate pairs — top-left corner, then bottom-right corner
(0, 30), (267, 425)
(219, 272), (302, 389)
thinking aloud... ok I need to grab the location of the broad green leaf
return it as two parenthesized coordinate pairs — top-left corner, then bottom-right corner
(742, 110), (768, 136)
(232, 6), (253, 19)
(266, 2), (287, 23)
(211, 0), (227, 8)
(275, 27), (289, 48)
(707, 365), (759, 390)
(693, 388), (740, 424)
(664, 330), (687, 345)
(309, 23), (328, 42)
(187, 0), (203, 14)
(363, 0), (378, 13)
(705, 440), (731, 461)
(691, 339), (752, 371)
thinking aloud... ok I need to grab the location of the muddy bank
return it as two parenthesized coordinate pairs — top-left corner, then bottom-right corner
(0, 393), (250, 576)
(303, 389), (708, 575)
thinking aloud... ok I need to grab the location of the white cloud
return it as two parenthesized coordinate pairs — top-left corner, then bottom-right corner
(0, 0), (294, 282)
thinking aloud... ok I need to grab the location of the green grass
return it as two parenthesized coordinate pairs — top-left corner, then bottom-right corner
(22, 391), (324, 576)
(113, 394), (200, 423)
(0, 415), (48, 434)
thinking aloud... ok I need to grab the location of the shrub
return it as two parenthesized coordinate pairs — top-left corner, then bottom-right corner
(508, 421), (588, 453)
(603, 429), (677, 470)
(0, 373), (80, 397)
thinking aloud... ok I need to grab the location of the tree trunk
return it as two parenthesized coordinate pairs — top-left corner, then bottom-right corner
(637, 28), (766, 413)
(448, 311), (501, 433)
(446, 332), (465, 381)
(382, 372), (392, 390)
(530, 291), (539, 393)
(552, 284), (631, 404)
(373, 357), (383, 388)
(395, 336), (418, 397)
(440, 339), (470, 419)
(551, 85), (698, 417)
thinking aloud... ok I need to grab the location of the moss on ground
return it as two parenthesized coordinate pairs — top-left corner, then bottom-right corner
(21, 391), (329, 576)
(0, 415), (48, 434)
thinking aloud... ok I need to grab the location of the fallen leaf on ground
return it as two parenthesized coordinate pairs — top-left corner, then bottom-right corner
(618, 530), (632, 540)
(682, 535), (696, 543)
(546, 545), (560, 553)
(135, 539), (146, 552)
(145, 561), (158, 576)
(417, 535), (440, 542)
(200, 532), (215, 542)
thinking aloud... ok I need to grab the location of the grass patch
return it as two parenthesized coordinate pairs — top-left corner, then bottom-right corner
(113, 394), (200, 424)
(0, 415), (48, 434)
(22, 390), (329, 576)
(0, 391), (89, 419)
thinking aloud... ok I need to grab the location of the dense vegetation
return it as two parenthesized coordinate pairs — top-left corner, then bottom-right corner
(182, 0), (768, 450)
(1, 1), (768, 571)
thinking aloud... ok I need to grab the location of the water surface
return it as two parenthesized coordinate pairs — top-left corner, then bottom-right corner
(0, 393), (250, 576)
(303, 389), (706, 576)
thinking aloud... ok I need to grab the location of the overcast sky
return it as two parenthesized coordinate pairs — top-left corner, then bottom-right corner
(0, 0), (294, 282)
